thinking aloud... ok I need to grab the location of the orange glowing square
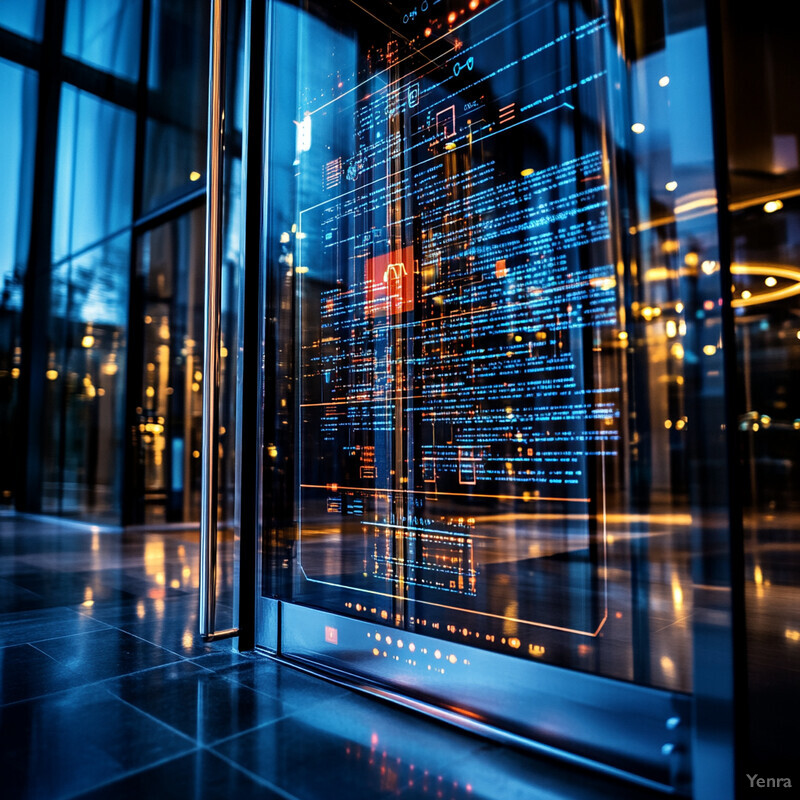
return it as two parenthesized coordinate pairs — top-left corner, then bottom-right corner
(495, 259), (507, 279)
(365, 247), (415, 317)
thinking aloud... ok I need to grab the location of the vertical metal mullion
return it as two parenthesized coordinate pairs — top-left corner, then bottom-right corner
(122, 0), (152, 525)
(697, 1), (747, 796)
(200, 0), (237, 642)
(16, 0), (67, 514)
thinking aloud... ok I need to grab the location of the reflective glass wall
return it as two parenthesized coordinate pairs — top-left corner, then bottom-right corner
(721, 0), (800, 781)
(0, 58), (37, 506)
(0, 0), (246, 525)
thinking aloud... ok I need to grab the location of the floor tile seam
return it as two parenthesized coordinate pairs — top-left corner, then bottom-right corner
(96, 657), (207, 690)
(6, 615), (115, 646)
(213, 671), (352, 712)
(105, 688), (202, 746)
(206, 707), (308, 749)
(46, 614), (199, 662)
(0, 668), (125, 709)
(58, 746), (200, 800)
(108, 625), (225, 661)
(207, 746), (304, 800)
(0, 652), (203, 708)
(0, 604), (103, 623)
(96, 620), (194, 655)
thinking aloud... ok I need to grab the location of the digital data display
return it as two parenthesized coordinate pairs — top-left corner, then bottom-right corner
(291, 0), (620, 659)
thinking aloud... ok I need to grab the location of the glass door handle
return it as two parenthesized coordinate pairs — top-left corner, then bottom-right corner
(200, 0), (237, 642)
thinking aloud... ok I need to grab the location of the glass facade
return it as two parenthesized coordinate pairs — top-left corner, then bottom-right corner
(0, 1), (45, 41)
(0, 0), (245, 523)
(721, 1), (800, 776)
(0, 58), (37, 506)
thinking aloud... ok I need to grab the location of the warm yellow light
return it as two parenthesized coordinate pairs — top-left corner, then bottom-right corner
(618, 331), (628, 340)
(664, 419), (673, 429)
(189, 171), (201, 181)
(671, 343), (685, 359)
(659, 75), (670, 87)
(763, 199), (783, 213)
(675, 419), (686, 430)
(194, 370), (202, 381)
(765, 276), (777, 287)
(741, 290), (752, 300)
(102, 361), (118, 376)
(146, 386), (155, 398)
(703, 345), (717, 356)
(665, 181), (678, 192)
(675, 302), (684, 313)
(684, 252), (699, 267)
(469, 0), (480, 9)
(701, 260), (717, 275)
(444, 142), (457, 150)
(11, 367), (20, 379)
(295, 266), (309, 274)
(192, 381), (200, 392)
(81, 335), (95, 348)
(192, 450), (200, 458)
(46, 369), (58, 380)
(666, 320), (677, 338)
(520, 168), (534, 177)
(631, 122), (645, 134)
(671, 574), (683, 610)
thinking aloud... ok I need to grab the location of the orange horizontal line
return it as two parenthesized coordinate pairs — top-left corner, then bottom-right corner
(302, 395), (424, 408)
(300, 484), (590, 503)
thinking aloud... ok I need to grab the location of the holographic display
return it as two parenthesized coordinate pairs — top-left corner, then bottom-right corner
(293, 0), (619, 656)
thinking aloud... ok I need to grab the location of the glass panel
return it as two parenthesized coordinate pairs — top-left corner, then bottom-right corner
(134, 209), (205, 523)
(142, 0), (208, 212)
(43, 85), (135, 521)
(52, 85), (136, 262)
(722, 2), (800, 776)
(41, 232), (130, 521)
(63, 0), (143, 81)
(0, 58), (37, 507)
(262, 0), (725, 696)
(0, 0), (44, 40)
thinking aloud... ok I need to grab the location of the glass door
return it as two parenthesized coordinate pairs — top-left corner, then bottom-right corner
(252, 0), (735, 794)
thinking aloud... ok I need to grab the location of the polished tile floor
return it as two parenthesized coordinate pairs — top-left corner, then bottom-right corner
(0, 513), (668, 800)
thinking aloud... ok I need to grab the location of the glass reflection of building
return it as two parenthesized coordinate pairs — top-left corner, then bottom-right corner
(0, 0), (244, 525)
(1, 0), (799, 791)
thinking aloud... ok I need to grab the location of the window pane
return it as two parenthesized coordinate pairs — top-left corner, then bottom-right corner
(63, 0), (143, 81)
(723, 1), (800, 774)
(0, 0), (44, 40)
(0, 58), (37, 507)
(143, 0), (208, 212)
(41, 233), (130, 522)
(52, 85), (136, 262)
(133, 208), (206, 523)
